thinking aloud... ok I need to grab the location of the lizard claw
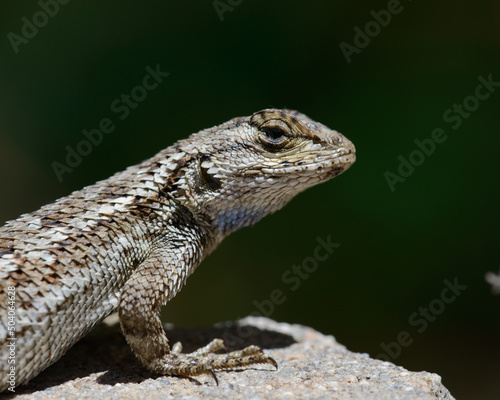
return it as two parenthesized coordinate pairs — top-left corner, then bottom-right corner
(267, 356), (278, 370)
(207, 368), (219, 386)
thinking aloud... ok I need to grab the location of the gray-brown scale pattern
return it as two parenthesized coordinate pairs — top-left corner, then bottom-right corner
(0, 109), (355, 391)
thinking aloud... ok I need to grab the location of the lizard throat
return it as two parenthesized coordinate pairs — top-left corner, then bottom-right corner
(212, 205), (266, 235)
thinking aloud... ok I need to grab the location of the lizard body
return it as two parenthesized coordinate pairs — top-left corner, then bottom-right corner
(0, 109), (355, 391)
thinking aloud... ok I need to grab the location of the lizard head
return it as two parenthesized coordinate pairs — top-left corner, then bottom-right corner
(173, 109), (356, 235)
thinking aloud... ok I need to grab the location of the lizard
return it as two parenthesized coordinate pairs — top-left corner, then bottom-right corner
(0, 108), (356, 391)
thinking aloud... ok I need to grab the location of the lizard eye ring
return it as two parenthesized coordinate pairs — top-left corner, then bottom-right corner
(258, 120), (291, 150)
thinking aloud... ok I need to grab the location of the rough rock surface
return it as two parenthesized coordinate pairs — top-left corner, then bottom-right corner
(9, 316), (454, 399)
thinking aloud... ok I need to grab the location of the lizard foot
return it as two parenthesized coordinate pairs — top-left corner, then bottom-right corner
(148, 339), (277, 385)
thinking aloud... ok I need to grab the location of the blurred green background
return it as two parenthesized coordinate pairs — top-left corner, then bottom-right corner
(1, 1), (499, 398)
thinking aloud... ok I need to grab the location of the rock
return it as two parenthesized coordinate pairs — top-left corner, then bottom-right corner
(12, 316), (454, 399)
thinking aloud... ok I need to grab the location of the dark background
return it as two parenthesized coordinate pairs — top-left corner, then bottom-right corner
(1, 1), (499, 398)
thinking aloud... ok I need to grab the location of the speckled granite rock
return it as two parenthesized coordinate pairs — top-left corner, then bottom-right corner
(10, 316), (454, 399)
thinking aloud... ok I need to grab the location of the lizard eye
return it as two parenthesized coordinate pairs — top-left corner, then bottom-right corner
(258, 120), (291, 150)
(263, 127), (286, 141)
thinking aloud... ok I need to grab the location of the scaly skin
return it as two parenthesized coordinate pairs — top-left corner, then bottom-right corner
(0, 109), (355, 391)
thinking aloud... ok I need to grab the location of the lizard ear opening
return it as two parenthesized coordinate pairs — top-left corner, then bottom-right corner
(200, 167), (222, 190)
(199, 156), (222, 191)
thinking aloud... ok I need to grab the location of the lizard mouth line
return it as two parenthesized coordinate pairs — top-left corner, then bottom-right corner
(323, 152), (356, 177)
(331, 151), (356, 166)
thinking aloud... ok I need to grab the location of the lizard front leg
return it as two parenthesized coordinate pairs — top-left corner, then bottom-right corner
(118, 248), (277, 383)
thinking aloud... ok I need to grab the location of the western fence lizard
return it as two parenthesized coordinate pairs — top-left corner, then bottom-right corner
(0, 109), (355, 391)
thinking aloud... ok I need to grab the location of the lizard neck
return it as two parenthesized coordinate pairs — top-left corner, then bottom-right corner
(209, 203), (267, 236)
